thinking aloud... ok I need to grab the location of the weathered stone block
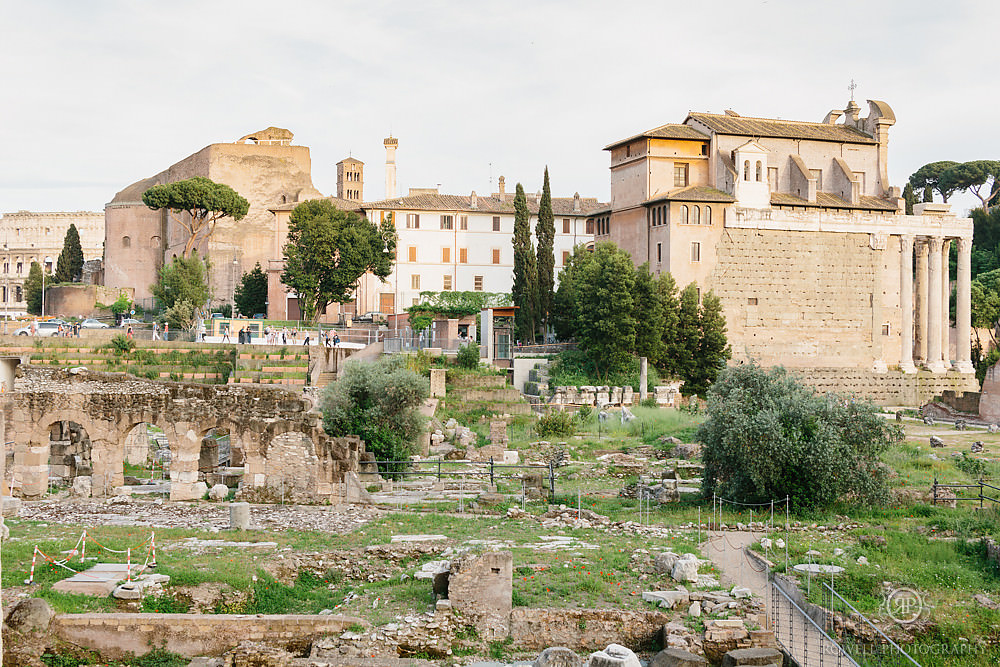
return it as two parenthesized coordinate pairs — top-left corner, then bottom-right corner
(650, 648), (708, 667)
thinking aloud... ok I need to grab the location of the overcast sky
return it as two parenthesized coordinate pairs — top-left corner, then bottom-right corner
(1, 0), (996, 214)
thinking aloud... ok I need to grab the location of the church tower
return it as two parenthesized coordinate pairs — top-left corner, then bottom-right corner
(336, 157), (364, 202)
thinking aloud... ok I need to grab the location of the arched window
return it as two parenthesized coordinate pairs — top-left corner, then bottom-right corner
(693, 206), (701, 225)
(122, 236), (131, 248)
(744, 160), (750, 180)
(705, 206), (712, 225)
(756, 161), (763, 182)
(150, 235), (161, 246)
(680, 205), (689, 224)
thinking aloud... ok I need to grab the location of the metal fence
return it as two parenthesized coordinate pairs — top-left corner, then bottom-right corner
(822, 582), (921, 667)
(931, 478), (1000, 508)
(383, 335), (478, 354)
(771, 576), (861, 667)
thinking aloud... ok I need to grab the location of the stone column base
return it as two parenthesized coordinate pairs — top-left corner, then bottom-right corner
(926, 361), (949, 374)
(899, 361), (918, 374)
(954, 361), (975, 374)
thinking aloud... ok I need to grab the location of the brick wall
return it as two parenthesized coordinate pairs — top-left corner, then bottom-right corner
(51, 613), (365, 659)
(509, 608), (670, 652)
(792, 368), (979, 406)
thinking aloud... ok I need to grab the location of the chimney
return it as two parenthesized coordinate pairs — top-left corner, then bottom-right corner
(470, 190), (478, 209)
(573, 192), (581, 213)
(384, 136), (398, 199)
(498, 175), (506, 198)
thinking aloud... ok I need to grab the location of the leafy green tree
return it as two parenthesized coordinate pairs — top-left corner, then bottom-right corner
(24, 261), (43, 315)
(972, 268), (1000, 348)
(633, 264), (667, 366)
(909, 161), (959, 203)
(164, 299), (198, 332)
(234, 262), (268, 318)
(939, 160), (1000, 211)
(151, 252), (211, 311)
(54, 223), (84, 283)
(142, 176), (250, 257)
(574, 243), (637, 379)
(511, 183), (538, 342)
(552, 245), (590, 341)
(656, 271), (680, 348)
(699, 363), (900, 509)
(902, 182), (916, 215)
(321, 355), (429, 470)
(535, 167), (555, 338)
(281, 200), (396, 323)
(688, 290), (731, 395)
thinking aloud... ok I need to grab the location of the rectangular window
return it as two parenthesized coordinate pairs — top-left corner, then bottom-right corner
(657, 242), (662, 263)
(492, 216), (501, 232)
(674, 163), (689, 187)
(443, 275), (453, 290)
(809, 169), (823, 190)
(882, 323), (890, 336)
(459, 215), (468, 230)
(406, 213), (420, 229)
(586, 219), (594, 235)
(412, 297), (419, 306)
(407, 246), (416, 262)
(459, 248), (468, 263)
(562, 250), (570, 265)
(562, 219), (571, 234)
(411, 274), (420, 290)
(440, 215), (453, 230)
(853, 171), (866, 191)
(748, 297), (758, 305)
(767, 167), (778, 190)
(441, 247), (451, 263)
(474, 275), (484, 291)
(492, 248), (501, 264)
(690, 242), (701, 263)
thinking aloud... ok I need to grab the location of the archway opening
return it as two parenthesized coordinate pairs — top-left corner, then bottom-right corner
(47, 421), (92, 492)
(200, 427), (242, 490)
(123, 422), (172, 494)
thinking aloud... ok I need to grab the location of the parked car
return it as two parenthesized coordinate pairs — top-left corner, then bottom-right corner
(356, 311), (387, 323)
(118, 318), (144, 327)
(80, 318), (110, 329)
(14, 320), (66, 336)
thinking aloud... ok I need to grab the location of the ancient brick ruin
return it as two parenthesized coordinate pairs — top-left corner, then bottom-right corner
(6, 367), (364, 502)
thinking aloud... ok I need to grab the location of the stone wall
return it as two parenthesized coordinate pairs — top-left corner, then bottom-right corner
(792, 368), (979, 406)
(509, 608), (670, 651)
(710, 228), (891, 369)
(45, 285), (134, 319)
(51, 613), (364, 659)
(448, 551), (512, 641)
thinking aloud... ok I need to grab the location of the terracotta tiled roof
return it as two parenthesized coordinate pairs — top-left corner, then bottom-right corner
(646, 186), (736, 205)
(362, 193), (607, 216)
(604, 124), (709, 150)
(770, 192), (898, 211)
(687, 112), (876, 144)
(268, 196), (363, 213)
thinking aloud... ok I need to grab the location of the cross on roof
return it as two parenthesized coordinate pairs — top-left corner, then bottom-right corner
(849, 79), (857, 101)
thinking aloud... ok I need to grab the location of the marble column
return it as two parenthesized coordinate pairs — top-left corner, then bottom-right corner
(942, 239), (952, 367)
(899, 235), (916, 373)
(915, 240), (929, 364)
(956, 237), (974, 373)
(926, 237), (946, 373)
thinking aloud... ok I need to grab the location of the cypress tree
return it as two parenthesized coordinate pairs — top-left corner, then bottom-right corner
(512, 183), (538, 343)
(923, 185), (934, 203)
(535, 167), (555, 339)
(633, 264), (667, 366)
(667, 283), (702, 389)
(902, 183), (916, 216)
(54, 223), (84, 283)
(24, 261), (43, 315)
(689, 290), (731, 395)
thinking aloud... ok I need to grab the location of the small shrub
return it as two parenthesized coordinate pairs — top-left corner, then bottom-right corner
(456, 342), (481, 369)
(536, 411), (576, 438)
(576, 405), (593, 423)
(956, 453), (987, 479)
(109, 334), (136, 355)
(640, 397), (658, 408)
(141, 594), (190, 614)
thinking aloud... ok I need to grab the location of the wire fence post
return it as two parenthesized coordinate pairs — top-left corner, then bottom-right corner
(489, 457), (494, 488)
(438, 458), (442, 482)
(548, 460), (555, 502)
(578, 488), (581, 519)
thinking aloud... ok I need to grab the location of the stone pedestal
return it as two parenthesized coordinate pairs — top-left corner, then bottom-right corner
(230, 502), (251, 530)
(429, 368), (446, 398)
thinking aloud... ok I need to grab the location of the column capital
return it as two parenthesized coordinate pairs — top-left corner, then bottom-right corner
(927, 236), (943, 253)
(957, 237), (973, 253)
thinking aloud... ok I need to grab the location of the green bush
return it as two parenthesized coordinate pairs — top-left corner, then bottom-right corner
(536, 410), (576, 438)
(640, 397), (658, 408)
(699, 362), (900, 509)
(109, 334), (135, 355)
(956, 453), (987, 479)
(141, 594), (190, 614)
(456, 341), (481, 369)
(576, 405), (593, 423)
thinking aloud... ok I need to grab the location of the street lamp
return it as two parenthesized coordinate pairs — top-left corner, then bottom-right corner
(232, 257), (238, 319)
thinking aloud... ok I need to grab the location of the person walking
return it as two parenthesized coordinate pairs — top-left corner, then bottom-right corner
(152, 322), (160, 341)
(163, 322), (169, 341)
(126, 325), (134, 340)
(222, 325), (230, 344)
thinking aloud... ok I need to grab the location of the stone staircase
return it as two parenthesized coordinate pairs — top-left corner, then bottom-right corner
(313, 371), (337, 390)
(523, 359), (551, 405)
